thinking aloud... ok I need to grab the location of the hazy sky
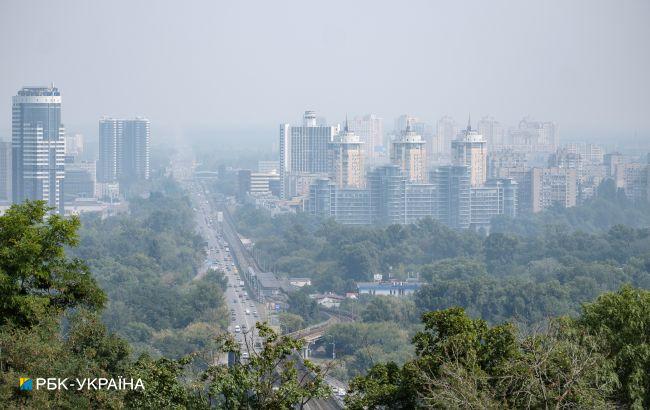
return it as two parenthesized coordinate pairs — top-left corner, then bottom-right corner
(1, 0), (649, 141)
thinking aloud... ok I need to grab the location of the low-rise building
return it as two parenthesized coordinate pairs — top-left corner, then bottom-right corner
(357, 280), (423, 297)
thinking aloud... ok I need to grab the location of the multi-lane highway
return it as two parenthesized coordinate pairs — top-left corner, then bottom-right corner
(187, 180), (267, 362)
(172, 161), (344, 408)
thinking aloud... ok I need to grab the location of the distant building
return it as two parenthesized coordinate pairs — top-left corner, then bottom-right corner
(431, 165), (471, 229)
(0, 141), (11, 201)
(435, 115), (458, 159)
(279, 111), (338, 199)
(12, 85), (65, 214)
(311, 293), (345, 308)
(548, 147), (582, 174)
(368, 165), (407, 224)
(405, 183), (436, 224)
(98, 118), (120, 183)
(64, 166), (95, 202)
(328, 121), (365, 188)
(96, 181), (120, 201)
(565, 142), (603, 164)
(509, 117), (558, 153)
(487, 149), (528, 179)
(615, 162), (649, 202)
(335, 187), (372, 225)
(452, 119), (487, 187)
(477, 116), (505, 149)
(289, 278), (312, 287)
(238, 169), (281, 197)
(258, 160), (279, 174)
(348, 114), (383, 165)
(308, 178), (371, 225)
(531, 167), (577, 212)
(98, 117), (150, 184)
(470, 179), (518, 230)
(65, 133), (84, 156)
(357, 280), (423, 297)
(390, 122), (426, 183)
(604, 152), (624, 178)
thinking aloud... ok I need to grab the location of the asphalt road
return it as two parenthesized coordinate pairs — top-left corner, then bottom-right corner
(188, 181), (267, 362)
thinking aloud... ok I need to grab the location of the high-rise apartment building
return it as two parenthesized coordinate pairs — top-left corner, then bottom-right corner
(328, 121), (364, 188)
(0, 141), (11, 201)
(98, 118), (120, 183)
(348, 114), (383, 165)
(452, 120), (487, 187)
(390, 122), (426, 183)
(530, 167), (577, 212)
(470, 179), (518, 230)
(509, 117), (558, 152)
(487, 149), (528, 179)
(98, 117), (150, 184)
(279, 111), (338, 199)
(435, 116), (458, 158)
(65, 133), (84, 157)
(121, 119), (150, 181)
(12, 85), (65, 214)
(430, 165), (471, 229)
(368, 165), (407, 225)
(477, 116), (505, 150)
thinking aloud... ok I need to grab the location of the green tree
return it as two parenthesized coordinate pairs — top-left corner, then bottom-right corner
(576, 285), (650, 409)
(0, 201), (105, 327)
(347, 305), (617, 409)
(124, 355), (208, 409)
(279, 312), (305, 334)
(203, 322), (331, 409)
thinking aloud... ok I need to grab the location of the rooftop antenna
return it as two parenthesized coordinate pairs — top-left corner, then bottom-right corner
(344, 114), (349, 133)
(467, 114), (472, 132)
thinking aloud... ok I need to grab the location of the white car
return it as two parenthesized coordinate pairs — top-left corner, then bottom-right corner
(245, 309), (250, 315)
(234, 325), (241, 333)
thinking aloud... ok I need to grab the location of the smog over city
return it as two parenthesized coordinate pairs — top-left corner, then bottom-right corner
(1, 1), (649, 408)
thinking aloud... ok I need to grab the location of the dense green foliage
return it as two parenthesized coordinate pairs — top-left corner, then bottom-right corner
(0, 199), (331, 409)
(346, 286), (650, 409)
(235, 200), (650, 327)
(492, 179), (650, 236)
(0, 201), (105, 328)
(324, 321), (415, 382)
(71, 178), (229, 357)
(204, 322), (332, 409)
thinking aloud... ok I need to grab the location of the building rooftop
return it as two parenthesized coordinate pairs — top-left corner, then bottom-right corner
(257, 271), (281, 289)
(18, 86), (60, 96)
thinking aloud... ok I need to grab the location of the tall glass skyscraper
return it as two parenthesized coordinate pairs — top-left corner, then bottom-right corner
(12, 85), (65, 214)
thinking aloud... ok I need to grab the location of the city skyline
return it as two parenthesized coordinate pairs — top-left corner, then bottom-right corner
(1, 0), (649, 142)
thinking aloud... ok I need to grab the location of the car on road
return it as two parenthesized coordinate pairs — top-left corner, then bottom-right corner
(241, 352), (249, 359)
(245, 309), (250, 315)
(234, 325), (241, 333)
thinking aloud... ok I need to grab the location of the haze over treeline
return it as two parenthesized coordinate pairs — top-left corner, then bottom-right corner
(1, 0), (649, 146)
